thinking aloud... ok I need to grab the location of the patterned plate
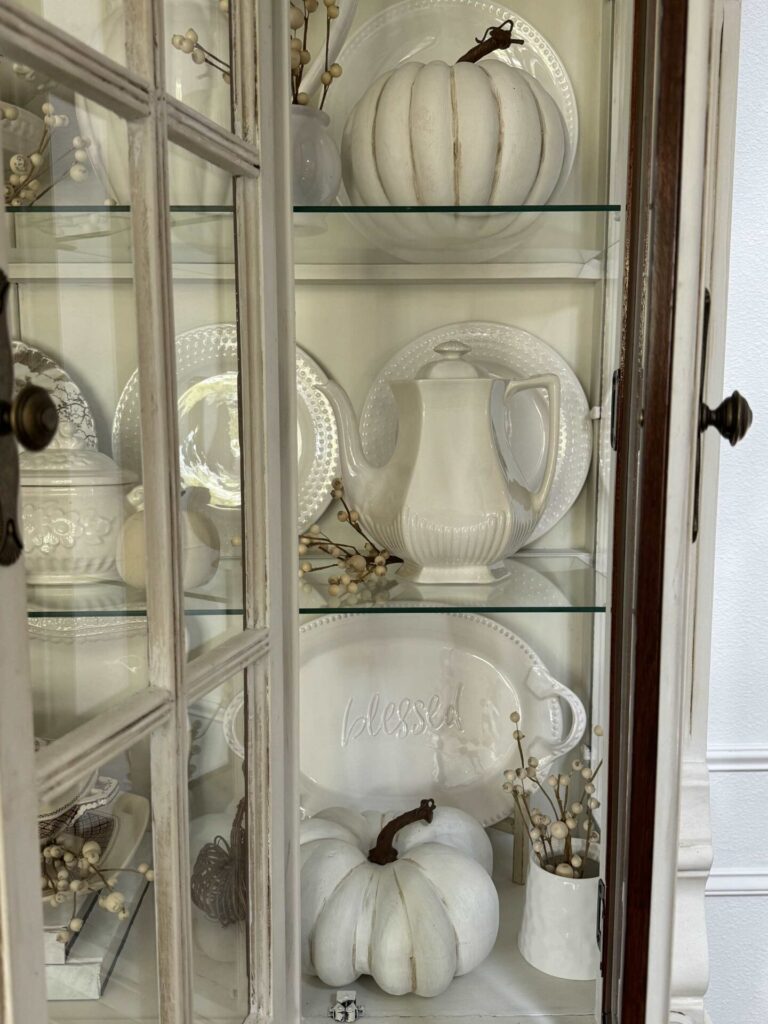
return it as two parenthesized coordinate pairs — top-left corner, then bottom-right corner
(359, 321), (592, 543)
(111, 324), (338, 531)
(13, 341), (97, 449)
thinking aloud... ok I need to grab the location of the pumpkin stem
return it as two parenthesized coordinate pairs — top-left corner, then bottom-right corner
(368, 799), (436, 865)
(456, 20), (525, 64)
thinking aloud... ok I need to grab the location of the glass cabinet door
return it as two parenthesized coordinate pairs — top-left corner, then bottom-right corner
(288, 0), (681, 1021)
(0, 1), (287, 1021)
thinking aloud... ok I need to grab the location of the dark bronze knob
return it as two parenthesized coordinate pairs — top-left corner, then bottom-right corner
(0, 385), (59, 451)
(700, 390), (753, 447)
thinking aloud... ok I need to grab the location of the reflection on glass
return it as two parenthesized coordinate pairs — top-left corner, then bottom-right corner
(165, 0), (232, 131)
(188, 677), (248, 1019)
(169, 145), (244, 660)
(2, 74), (150, 731)
(45, 737), (158, 1020)
(7, 1), (131, 67)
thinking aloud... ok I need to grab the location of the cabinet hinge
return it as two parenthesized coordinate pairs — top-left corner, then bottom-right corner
(610, 369), (621, 451)
(597, 877), (606, 952)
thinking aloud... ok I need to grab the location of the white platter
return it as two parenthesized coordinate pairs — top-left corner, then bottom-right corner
(111, 324), (339, 531)
(13, 341), (98, 450)
(327, 0), (578, 193)
(360, 321), (592, 543)
(297, 613), (586, 826)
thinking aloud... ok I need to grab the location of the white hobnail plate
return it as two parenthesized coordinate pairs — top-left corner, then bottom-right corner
(111, 324), (339, 531)
(296, 612), (586, 826)
(359, 321), (591, 543)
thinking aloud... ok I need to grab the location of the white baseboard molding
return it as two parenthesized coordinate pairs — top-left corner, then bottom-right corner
(706, 868), (768, 896)
(707, 746), (768, 771)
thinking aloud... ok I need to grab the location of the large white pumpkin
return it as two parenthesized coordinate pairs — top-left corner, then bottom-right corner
(341, 59), (567, 208)
(300, 800), (499, 997)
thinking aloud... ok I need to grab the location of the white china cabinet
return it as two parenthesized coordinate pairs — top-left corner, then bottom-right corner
(0, 2), (751, 1024)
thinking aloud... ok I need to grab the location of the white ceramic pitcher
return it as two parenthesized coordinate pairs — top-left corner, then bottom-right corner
(323, 340), (560, 583)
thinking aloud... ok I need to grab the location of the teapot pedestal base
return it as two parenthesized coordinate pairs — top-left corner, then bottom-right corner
(396, 562), (511, 585)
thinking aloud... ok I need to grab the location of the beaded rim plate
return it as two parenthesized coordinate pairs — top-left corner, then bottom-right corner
(13, 341), (98, 450)
(111, 324), (339, 531)
(326, 0), (578, 192)
(359, 321), (592, 543)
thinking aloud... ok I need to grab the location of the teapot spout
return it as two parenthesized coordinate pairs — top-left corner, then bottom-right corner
(319, 381), (376, 501)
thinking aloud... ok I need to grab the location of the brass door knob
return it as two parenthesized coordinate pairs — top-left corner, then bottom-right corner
(0, 384), (59, 451)
(700, 390), (753, 447)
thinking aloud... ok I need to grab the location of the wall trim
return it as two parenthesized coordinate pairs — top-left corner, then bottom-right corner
(706, 868), (768, 896)
(707, 746), (768, 771)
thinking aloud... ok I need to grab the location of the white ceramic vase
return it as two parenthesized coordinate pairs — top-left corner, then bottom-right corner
(518, 842), (600, 981)
(291, 106), (341, 207)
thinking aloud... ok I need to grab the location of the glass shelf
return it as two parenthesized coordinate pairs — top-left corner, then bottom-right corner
(298, 554), (607, 615)
(5, 205), (623, 280)
(295, 204), (621, 214)
(26, 561), (244, 620)
(293, 204), (622, 277)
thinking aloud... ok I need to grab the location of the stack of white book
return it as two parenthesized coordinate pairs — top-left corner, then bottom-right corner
(45, 837), (150, 1001)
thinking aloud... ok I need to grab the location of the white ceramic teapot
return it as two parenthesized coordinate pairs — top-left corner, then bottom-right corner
(322, 341), (560, 583)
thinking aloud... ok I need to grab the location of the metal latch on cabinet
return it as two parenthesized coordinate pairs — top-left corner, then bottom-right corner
(329, 990), (365, 1021)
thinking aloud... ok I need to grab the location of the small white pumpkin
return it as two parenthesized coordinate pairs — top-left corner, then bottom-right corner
(341, 59), (567, 208)
(300, 799), (499, 997)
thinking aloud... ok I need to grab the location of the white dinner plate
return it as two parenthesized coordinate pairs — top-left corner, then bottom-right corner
(13, 341), (98, 450)
(297, 613), (586, 826)
(111, 324), (339, 532)
(327, 0), (578, 196)
(360, 321), (592, 543)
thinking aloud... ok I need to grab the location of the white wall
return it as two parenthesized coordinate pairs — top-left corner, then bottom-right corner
(705, 1), (768, 1020)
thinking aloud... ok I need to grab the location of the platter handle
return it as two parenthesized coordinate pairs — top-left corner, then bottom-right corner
(552, 684), (587, 759)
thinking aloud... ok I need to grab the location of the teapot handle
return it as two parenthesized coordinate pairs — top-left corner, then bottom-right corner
(504, 373), (561, 513)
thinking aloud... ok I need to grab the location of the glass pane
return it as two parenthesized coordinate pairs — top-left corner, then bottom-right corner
(165, 0), (233, 131)
(43, 736), (158, 1020)
(188, 676), (249, 1020)
(169, 145), (244, 660)
(2, 75), (150, 736)
(294, 0), (635, 1019)
(6, 2), (133, 67)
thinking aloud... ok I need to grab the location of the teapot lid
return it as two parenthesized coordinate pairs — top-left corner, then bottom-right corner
(417, 340), (489, 380)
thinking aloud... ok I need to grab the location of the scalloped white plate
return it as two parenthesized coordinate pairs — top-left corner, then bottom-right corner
(297, 613), (586, 826)
(360, 321), (591, 543)
(111, 324), (338, 532)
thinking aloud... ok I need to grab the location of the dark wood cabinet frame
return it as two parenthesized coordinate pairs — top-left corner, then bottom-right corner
(603, 0), (690, 1021)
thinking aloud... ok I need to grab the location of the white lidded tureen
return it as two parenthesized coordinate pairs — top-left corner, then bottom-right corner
(323, 340), (561, 583)
(21, 423), (137, 584)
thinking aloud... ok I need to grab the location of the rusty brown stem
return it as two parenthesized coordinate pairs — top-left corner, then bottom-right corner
(368, 799), (435, 865)
(456, 20), (524, 64)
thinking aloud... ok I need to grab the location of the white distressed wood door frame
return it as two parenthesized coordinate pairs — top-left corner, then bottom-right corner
(0, 1), (296, 1021)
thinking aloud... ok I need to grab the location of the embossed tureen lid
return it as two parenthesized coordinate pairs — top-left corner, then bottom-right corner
(416, 340), (491, 380)
(20, 422), (136, 488)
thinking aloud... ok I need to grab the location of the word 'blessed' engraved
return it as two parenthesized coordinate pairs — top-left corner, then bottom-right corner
(341, 685), (465, 747)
